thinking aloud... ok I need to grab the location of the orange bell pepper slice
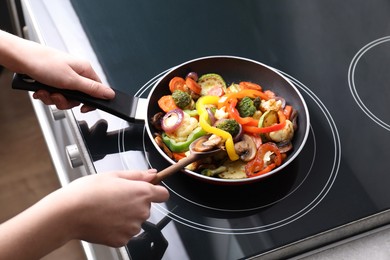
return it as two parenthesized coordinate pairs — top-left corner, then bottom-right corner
(219, 89), (269, 109)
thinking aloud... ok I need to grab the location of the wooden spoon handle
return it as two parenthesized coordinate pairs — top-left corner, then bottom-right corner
(152, 153), (200, 184)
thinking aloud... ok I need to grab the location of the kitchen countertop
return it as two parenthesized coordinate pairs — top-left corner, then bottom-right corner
(19, 0), (390, 259)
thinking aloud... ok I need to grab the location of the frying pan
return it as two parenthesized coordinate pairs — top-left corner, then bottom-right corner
(12, 55), (310, 185)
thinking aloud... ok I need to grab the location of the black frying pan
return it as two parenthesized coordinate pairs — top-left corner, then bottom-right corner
(12, 55), (310, 185)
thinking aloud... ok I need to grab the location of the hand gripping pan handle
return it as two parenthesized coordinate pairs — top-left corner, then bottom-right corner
(12, 73), (145, 123)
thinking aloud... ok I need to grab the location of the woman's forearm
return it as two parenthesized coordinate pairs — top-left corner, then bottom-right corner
(0, 189), (75, 259)
(0, 170), (169, 259)
(0, 30), (32, 73)
(0, 30), (25, 72)
(0, 29), (115, 110)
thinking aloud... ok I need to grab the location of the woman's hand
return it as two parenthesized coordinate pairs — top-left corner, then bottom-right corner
(61, 170), (170, 247)
(0, 30), (115, 112)
(0, 169), (169, 260)
(28, 45), (115, 112)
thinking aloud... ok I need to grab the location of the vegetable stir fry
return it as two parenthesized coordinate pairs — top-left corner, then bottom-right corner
(151, 72), (298, 179)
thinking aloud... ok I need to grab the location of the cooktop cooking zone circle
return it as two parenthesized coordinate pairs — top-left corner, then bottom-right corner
(348, 36), (390, 132)
(118, 70), (341, 235)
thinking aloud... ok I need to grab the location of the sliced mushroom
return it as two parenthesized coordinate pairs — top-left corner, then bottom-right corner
(234, 134), (257, 162)
(154, 133), (173, 159)
(202, 134), (223, 148)
(191, 135), (222, 152)
(150, 112), (164, 130)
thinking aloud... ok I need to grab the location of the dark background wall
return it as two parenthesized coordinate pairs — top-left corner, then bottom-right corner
(0, 1), (13, 32)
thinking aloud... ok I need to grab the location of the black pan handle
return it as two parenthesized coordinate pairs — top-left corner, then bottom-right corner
(12, 73), (143, 123)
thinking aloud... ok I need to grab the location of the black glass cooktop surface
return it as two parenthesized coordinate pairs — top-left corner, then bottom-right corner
(70, 0), (390, 259)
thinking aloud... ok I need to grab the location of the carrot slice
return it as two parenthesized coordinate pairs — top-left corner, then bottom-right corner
(185, 77), (202, 94)
(158, 95), (178, 112)
(169, 77), (186, 93)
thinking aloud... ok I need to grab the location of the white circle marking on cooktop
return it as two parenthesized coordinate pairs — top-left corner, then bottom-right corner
(348, 36), (390, 132)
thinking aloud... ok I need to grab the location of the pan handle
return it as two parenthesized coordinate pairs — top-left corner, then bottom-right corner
(12, 73), (144, 123)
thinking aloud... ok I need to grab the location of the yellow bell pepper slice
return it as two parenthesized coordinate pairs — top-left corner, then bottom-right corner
(196, 96), (239, 161)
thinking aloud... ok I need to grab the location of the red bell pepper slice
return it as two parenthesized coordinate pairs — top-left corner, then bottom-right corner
(239, 81), (263, 91)
(227, 98), (259, 126)
(283, 105), (293, 120)
(242, 110), (286, 134)
(245, 142), (282, 177)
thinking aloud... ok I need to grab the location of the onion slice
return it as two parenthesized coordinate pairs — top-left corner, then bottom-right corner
(206, 107), (216, 125)
(233, 123), (243, 142)
(161, 109), (184, 133)
(186, 72), (199, 81)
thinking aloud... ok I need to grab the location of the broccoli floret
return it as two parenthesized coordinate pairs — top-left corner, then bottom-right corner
(172, 90), (193, 109)
(215, 119), (240, 136)
(237, 96), (257, 117)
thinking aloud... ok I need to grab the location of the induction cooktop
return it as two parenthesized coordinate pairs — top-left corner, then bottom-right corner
(70, 0), (390, 259)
